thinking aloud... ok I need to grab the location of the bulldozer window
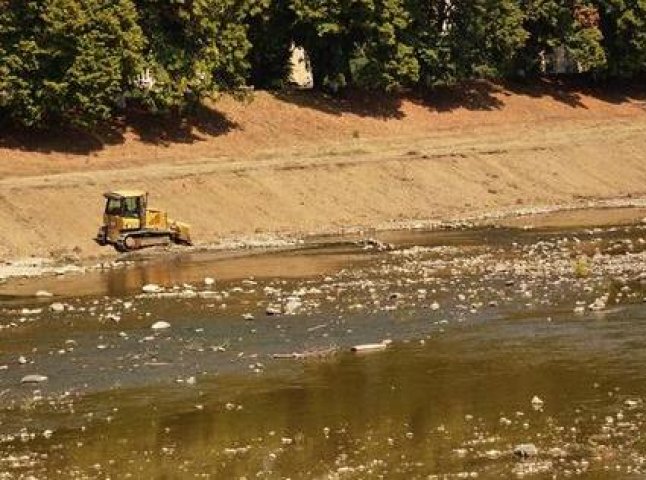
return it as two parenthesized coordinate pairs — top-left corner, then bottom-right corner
(123, 197), (141, 218)
(106, 198), (121, 215)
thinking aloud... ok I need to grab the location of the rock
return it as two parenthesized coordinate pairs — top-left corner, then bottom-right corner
(151, 321), (171, 330)
(198, 291), (220, 299)
(485, 450), (502, 460)
(142, 284), (163, 294)
(548, 447), (567, 458)
(351, 339), (392, 353)
(21, 374), (48, 384)
(35, 290), (53, 298)
(266, 306), (281, 316)
(49, 302), (65, 313)
(625, 399), (641, 409)
(453, 448), (468, 458)
(242, 313), (255, 321)
(513, 443), (539, 458)
(283, 296), (302, 315)
(589, 294), (608, 311)
(531, 395), (544, 410)
(204, 277), (215, 286)
(430, 301), (440, 311)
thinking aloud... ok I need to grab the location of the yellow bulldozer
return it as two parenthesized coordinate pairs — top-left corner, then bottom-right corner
(95, 190), (192, 252)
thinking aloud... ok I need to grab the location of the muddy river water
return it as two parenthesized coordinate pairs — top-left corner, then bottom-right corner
(1, 214), (646, 479)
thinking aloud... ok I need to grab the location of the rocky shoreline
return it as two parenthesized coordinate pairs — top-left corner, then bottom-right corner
(1, 198), (644, 285)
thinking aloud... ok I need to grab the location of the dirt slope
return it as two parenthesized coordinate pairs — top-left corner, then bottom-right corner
(0, 82), (645, 260)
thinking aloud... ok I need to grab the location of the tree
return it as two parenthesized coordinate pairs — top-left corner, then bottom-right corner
(596, 0), (646, 77)
(348, 0), (419, 91)
(132, 0), (261, 112)
(409, 0), (527, 87)
(519, 0), (606, 75)
(290, 0), (418, 91)
(0, 0), (144, 128)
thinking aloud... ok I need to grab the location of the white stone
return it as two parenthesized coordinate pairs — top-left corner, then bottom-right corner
(283, 297), (302, 315)
(142, 284), (163, 294)
(50, 302), (65, 313)
(151, 321), (171, 330)
(21, 374), (48, 384)
(513, 443), (538, 458)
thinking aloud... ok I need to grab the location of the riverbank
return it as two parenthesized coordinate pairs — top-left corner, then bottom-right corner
(0, 82), (645, 261)
(0, 202), (645, 291)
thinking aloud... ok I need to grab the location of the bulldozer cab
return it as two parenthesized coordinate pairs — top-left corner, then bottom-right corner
(105, 192), (147, 219)
(101, 190), (147, 242)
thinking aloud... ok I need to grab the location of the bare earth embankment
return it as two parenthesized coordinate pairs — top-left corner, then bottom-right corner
(0, 81), (645, 261)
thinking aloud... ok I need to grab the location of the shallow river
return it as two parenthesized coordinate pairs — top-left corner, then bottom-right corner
(1, 216), (646, 479)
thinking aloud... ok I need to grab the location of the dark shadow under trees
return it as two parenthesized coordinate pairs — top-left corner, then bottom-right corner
(0, 77), (644, 156)
(273, 77), (646, 117)
(0, 103), (239, 156)
(269, 88), (406, 120)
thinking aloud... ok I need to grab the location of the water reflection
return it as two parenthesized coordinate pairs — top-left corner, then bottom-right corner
(16, 305), (646, 479)
(0, 245), (369, 300)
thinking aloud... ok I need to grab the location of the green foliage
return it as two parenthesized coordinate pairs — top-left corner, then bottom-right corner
(132, 0), (260, 112)
(0, 0), (644, 129)
(0, 0), (144, 127)
(448, 0), (528, 81)
(290, 0), (419, 91)
(596, 0), (646, 77)
(573, 256), (591, 278)
(409, 0), (527, 86)
(348, 0), (420, 91)
(519, 0), (606, 75)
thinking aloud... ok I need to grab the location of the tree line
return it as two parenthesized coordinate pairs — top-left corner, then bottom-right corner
(0, 0), (644, 129)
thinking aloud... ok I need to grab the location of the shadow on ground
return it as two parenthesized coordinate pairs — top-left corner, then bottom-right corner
(500, 77), (646, 108)
(269, 89), (406, 119)
(276, 78), (646, 117)
(0, 103), (239, 156)
(0, 77), (644, 156)
(409, 81), (506, 112)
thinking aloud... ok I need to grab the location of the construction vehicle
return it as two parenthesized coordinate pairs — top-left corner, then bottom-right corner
(95, 190), (192, 252)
